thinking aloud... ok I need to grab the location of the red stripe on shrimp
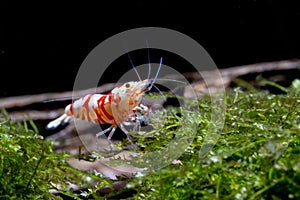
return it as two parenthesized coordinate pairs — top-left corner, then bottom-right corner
(98, 95), (114, 121)
(93, 107), (106, 124)
(81, 94), (93, 122)
(69, 104), (73, 115)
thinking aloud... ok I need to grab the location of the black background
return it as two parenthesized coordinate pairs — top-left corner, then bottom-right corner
(3, 1), (300, 97)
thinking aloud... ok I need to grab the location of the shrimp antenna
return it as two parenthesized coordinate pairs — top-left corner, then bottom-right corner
(152, 84), (167, 101)
(148, 57), (163, 91)
(146, 41), (151, 80)
(43, 96), (80, 103)
(127, 51), (142, 81)
(156, 78), (188, 86)
(145, 43), (166, 100)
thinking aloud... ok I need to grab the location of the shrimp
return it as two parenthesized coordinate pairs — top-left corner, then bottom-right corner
(46, 57), (163, 145)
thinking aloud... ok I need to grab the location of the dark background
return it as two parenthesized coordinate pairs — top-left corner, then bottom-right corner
(3, 1), (300, 97)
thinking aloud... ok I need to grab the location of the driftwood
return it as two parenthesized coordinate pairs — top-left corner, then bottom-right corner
(0, 83), (116, 109)
(166, 59), (300, 97)
(1, 59), (299, 120)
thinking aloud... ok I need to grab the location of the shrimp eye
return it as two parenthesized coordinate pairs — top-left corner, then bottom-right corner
(125, 83), (130, 88)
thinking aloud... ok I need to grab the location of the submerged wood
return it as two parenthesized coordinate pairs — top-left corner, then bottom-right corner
(1, 59), (298, 115)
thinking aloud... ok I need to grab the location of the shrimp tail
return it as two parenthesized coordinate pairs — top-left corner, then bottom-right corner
(46, 113), (72, 130)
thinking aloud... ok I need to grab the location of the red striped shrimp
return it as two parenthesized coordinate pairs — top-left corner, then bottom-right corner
(46, 57), (163, 145)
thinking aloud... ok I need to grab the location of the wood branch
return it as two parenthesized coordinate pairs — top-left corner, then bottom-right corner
(0, 83), (115, 109)
(168, 59), (300, 81)
(0, 59), (299, 115)
(220, 59), (300, 78)
(167, 59), (300, 97)
(1, 109), (64, 122)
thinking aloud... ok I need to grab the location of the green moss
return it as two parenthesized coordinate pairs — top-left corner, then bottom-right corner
(0, 110), (112, 199)
(1, 78), (299, 199)
(127, 79), (300, 200)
